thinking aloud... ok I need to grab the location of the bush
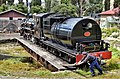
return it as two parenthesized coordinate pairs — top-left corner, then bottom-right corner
(101, 28), (120, 38)
(52, 4), (77, 17)
(31, 5), (46, 13)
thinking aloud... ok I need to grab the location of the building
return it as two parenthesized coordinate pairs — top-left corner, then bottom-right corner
(0, 9), (26, 32)
(99, 6), (120, 28)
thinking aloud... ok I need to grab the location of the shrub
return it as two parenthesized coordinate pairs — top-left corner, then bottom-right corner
(101, 28), (120, 38)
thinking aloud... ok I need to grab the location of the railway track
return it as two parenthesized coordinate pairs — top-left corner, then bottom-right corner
(0, 33), (72, 71)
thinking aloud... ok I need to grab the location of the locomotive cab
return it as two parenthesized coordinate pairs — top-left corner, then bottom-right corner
(43, 14), (69, 39)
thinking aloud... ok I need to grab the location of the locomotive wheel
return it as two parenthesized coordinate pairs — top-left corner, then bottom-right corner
(27, 35), (31, 40)
(64, 55), (69, 62)
(20, 32), (23, 36)
(26, 35), (29, 40)
(39, 41), (43, 47)
(68, 57), (72, 63)
(41, 43), (45, 48)
(59, 52), (62, 57)
(23, 34), (27, 39)
(52, 48), (56, 54)
(30, 36), (33, 42)
(50, 48), (57, 56)
(46, 46), (50, 51)
(50, 47), (55, 53)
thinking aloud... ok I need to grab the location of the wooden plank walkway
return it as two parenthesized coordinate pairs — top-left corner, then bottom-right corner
(0, 33), (20, 40)
(0, 33), (69, 71)
(15, 37), (67, 71)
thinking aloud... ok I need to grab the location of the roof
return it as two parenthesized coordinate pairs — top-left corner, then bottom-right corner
(35, 13), (54, 17)
(100, 7), (120, 15)
(0, 9), (26, 16)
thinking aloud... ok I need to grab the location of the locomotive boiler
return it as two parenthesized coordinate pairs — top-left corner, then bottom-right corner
(45, 18), (101, 47)
(20, 13), (112, 64)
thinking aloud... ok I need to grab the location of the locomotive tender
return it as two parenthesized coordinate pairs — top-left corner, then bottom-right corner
(20, 13), (112, 64)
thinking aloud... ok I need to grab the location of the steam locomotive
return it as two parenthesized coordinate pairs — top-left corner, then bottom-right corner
(19, 13), (112, 64)
(19, 14), (35, 39)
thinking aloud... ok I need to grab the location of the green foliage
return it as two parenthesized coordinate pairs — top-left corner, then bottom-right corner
(18, 0), (24, 4)
(82, 2), (103, 16)
(11, 4), (28, 13)
(7, 4), (28, 13)
(7, 0), (14, 5)
(31, 0), (41, 6)
(33, 70), (51, 77)
(0, 58), (34, 76)
(51, 0), (59, 9)
(0, 3), (27, 13)
(0, 0), (120, 16)
(75, 69), (91, 76)
(104, 45), (120, 70)
(61, 0), (71, 5)
(31, 5), (46, 14)
(114, 0), (120, 8)
(102, 28), (119, 38)
(89, 0), (102, 4)
(0, 4), (8, 12)
(0, 43), (82, 78)
(110, 28), (119, 32)
(109, 46), (120, 58)
(52, 4), (77, 17)
(0, 43), (30, 57)
(33, 70), (81, 78)
(108, 60), (120, 69)
(71, 0), (77, 5)
(44, 0), (51, 12)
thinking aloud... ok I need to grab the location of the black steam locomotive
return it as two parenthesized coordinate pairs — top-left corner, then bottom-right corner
(19, 13), (112, 64)
(19, 14), (35, 40)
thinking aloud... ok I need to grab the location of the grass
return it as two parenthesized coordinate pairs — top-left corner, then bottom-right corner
(32, 70), (80, 78)
(73, 44), (120, 78)
(0, 57), (82, 78)
(0, 43), (30, 57)
(0, 43), (83, 78)
(0, 42), (120, 78)
(102, 46), (120, 71)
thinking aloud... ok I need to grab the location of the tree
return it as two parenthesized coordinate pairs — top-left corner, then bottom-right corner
(52, 3), (77, 16)
(105, 0), (110, 10)
(61, 0), (71, 4)
(0, 0), (6, 5)
(0, 4), (8, 12)
(18, 0), (24, 4)
(51, 0), (60, 11)
(71, 0), (77, 5)
(31, 0), (41, 6)
(10, 3), (28, 13)
(7, 0), (14, 5)
(80, 0), (103, 16)
(45, 0), (51, 12)
(17, 4), (28, 13)
(114, 0), (120, 8)
(82, 3), (103, 16)
(31, 5), (46, 13)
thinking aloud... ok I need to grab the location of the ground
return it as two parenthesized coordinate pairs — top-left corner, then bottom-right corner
(0, 33), (120, 79)
(0, 43), (84, 79)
